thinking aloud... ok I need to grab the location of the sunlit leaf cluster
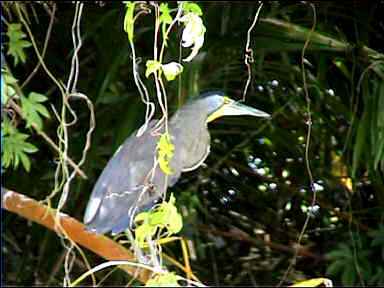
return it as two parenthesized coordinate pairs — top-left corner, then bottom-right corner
(20, 92), (50, 131)
(2, 118), (38, 172)
(134, 194), (183, 248)
(5, 23), (31, 66)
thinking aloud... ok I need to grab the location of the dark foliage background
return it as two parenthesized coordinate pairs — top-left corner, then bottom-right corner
(2, 1), (384, 286)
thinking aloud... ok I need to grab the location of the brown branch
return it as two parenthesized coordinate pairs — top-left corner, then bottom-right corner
(1, 187), (151, 284)
(197, 224), (325, 262)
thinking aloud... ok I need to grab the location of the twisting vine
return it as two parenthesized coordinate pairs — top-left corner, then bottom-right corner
(124, 2), (155, 138)
(242, 1), (263, 101)
(6, 2), (97, 286)
(16, 2), (95, 286)
(53, 3), (96, 286)
(74, 2), (207, 286)
(278, 2), (317, 286)
(20, 3), (56, 89)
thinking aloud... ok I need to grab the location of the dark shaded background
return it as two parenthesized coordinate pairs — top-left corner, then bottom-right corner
(2, 1), (384, 286)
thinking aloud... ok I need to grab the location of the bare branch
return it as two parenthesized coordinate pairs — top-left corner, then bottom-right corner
(1, 187), (152, 284)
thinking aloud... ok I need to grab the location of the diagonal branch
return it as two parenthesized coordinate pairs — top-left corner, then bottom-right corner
(1, 187), (151, 284)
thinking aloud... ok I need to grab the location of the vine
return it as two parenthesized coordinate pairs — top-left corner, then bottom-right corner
(278, 2), (317, 286)
(121, 2), (206, 285)
(69, 2), (207, 286)
(2, 2), (96, 286)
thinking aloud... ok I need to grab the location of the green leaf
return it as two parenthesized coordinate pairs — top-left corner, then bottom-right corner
(6, 23), (32, 66)
(2, 118), (38, 172)
(29, 92), (48, 103)
(160, 3), (173, 46)
(326, 240), (372, 286)
(327, 243), (351, 259)
(333, 58), (351, 80)
(1, 69), (20, 104)
(145, 272), (180, 287)
(134, 211), (149, 223)
(134, 220), (156, 248)
(163, 194), (183, 234)
(123, 2), (136, 42)
(341, 264), (356, 285)
(326, 260), (345, 276)
(182, 2), (203, 16)
(19, 152), (31, 172)
(21, 142), (39, 154)
(145, 60), (162, 78)
(20, 92), (50, 131)
(160, 3), (172, 25)
(134, 194), (183, 248)
(157, 132), (175, 175)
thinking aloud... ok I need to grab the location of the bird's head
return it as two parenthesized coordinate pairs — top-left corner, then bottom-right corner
(199, 91), (271, 123)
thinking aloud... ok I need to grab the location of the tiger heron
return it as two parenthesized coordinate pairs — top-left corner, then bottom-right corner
(84, 91), (270, 234)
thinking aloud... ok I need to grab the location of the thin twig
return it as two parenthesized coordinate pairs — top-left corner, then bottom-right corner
(52, 3), (97, 286)
(21, 3), (56, 88)
(150, 2), (169, 136)
(15, 3), (66, 103)
(7, 99), (87, 179)
(242, 2), (263, 101)
(14, 4), (87, 180)
(278, 3), (317, 286)
(124, 4), (155, 137)
(197, 224), (324, 261)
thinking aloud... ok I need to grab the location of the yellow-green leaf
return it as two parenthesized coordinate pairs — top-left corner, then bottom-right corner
(134, 194), (183, 248)
(163, 194), (183, 233)
(123, 2), (136, 42)
(160, 3), (173, 46)
(2, 118), (38, 172)
(145, 60), (162, 78)
(290, 278), (333, 287)
(145, 272), (180, 287)
(6, 23), (32, 66)
(157, 133), (175, 175)
(160, 3), (172, 25)
(158, 133), (175, 157)
(20, 92), (50, 131)
(1, 70), (19, 105)
(181, 2), (203, 16)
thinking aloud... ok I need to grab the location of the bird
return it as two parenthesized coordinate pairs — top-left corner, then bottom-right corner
(83, 91), (270, 234)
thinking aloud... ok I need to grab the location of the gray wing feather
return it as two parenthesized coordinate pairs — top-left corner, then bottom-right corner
(84, 120), (185, 234)
(84, 122), (158, 226)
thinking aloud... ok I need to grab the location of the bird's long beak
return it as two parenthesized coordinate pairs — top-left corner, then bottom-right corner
(206, 97), (271, 123)
(222, 100), (271, 118)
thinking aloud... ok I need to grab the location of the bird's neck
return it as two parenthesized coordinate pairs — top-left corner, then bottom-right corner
(170, 101), (210, 127)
